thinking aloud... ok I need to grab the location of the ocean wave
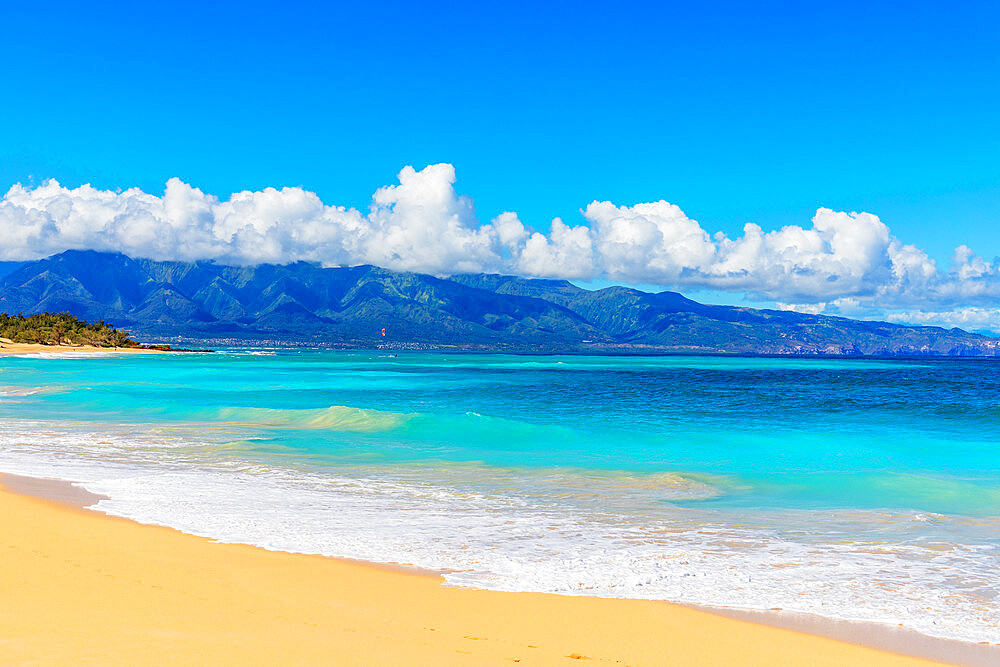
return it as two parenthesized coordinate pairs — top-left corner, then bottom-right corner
(1, 423), (998, 644)
(0, 385), (62, 398)
(211, 405), (413, 432)
(341, 461), (726, 504)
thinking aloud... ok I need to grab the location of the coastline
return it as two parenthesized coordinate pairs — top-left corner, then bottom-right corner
(0, 472), (957, 666)
(694, 605), (998, 667)
(0, 342), (172, 357)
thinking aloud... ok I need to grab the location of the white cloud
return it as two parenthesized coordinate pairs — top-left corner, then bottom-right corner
(582, 200), (715, 283)
(516, 218), (595, 279)
(705, 209), (895, 300)
(0, 164), (513, 275)
(776, 302), (828, 315)
(1, 163), (999, 331)
(364, 164), (502, 275)
(884, 307), (1000, 333)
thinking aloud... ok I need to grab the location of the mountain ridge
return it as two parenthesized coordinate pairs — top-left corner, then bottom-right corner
(1, 250), (997, 356)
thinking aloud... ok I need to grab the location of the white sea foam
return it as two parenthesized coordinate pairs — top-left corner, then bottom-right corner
(1, 420), (998, 645)
(0, 386), (51, 397)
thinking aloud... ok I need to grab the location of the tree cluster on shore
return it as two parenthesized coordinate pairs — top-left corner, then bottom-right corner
(0, 312), (139, 347)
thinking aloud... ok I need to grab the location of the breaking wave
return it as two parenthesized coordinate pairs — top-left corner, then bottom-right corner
(210, 405), (413, 432)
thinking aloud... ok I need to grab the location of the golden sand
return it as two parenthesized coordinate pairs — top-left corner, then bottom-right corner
(0, 478), (947, 666)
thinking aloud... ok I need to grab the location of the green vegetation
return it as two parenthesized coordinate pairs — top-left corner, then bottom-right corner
(0, 312), (139, 347)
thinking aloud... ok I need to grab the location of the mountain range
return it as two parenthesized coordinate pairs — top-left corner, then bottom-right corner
(0, 250), (997, 356)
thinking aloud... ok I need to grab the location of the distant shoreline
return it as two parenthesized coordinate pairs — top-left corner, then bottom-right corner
(0, 342), (177, 357)
(133, 340), (1000, 360)
(4, 339), (996, 360)
(6, 251), (998, 358)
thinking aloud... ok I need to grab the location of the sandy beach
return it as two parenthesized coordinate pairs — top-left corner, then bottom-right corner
(0, 341), (170, 357)
(0, 474), (948, 666)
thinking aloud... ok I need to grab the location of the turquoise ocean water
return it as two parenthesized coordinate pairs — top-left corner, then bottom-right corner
(1, 350), (998, 642)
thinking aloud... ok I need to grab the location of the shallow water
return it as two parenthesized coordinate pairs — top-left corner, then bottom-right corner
(1, 350), (998, 642)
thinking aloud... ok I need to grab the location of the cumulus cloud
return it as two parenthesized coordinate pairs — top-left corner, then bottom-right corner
(884, 307), (1000, 333)
(1, 163), (999, 329)
(517, 218), (596, 279)
(0, 164), (519, 275)
(582, 200), (715, 283)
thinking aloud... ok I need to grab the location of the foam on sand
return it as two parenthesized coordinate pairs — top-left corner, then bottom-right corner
(0, 421), (997, 646)
(0, 479), (940, 666)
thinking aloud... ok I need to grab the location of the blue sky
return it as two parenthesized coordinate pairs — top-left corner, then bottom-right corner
(2, 1), (999, 328)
